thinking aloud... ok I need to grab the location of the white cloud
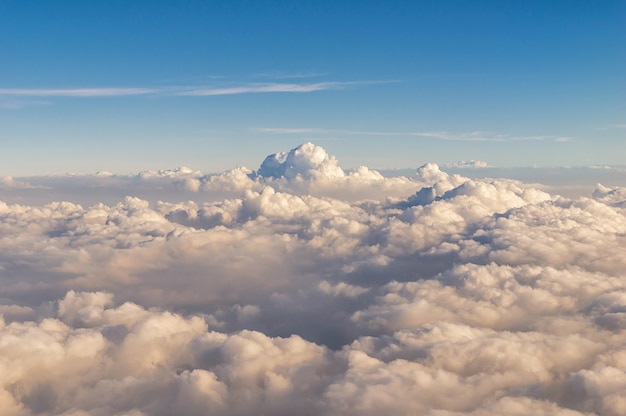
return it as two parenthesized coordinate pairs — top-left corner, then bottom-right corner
(1, 142), (625, 414)
(0, 79), (376, 100)
(0, 88), (156, 97)
(0, 176), (36, 189)
(253, 71), (330, 80)
(593, 183), (626, 207)
(176, 81), (357, 96)
(447, 160), (489, 168)
(254, 127), (328, 134)
(318, 281), (369, 298)
(136, 166), (202, 179)
(257, 142), (345, 180)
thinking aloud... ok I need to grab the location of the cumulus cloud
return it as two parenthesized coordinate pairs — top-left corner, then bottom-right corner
(135, 166), (202, 180)
(0, 176), (36, 189)
(252, 142), (420, 200)
(593, 183), (626, 207)
(1, 143), (625, 415)
(171, 142), (418, 201)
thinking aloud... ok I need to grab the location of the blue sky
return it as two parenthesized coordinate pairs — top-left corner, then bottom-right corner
(0, 0), (624, 175)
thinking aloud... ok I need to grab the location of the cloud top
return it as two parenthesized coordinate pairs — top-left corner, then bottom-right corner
(257, 142), (345, 180)
(1, 142), (625, 415)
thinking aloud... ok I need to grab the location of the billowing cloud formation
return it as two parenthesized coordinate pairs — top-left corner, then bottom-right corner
(593, 183), (626, 208)
(1, 143), (625, 415)
(180, 142), (418, 200)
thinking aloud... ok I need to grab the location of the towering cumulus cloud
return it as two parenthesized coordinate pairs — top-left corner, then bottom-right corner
(1, 143), (625, 415)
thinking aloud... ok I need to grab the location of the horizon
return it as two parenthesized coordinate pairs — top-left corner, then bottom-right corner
(2, 141), (626, 206)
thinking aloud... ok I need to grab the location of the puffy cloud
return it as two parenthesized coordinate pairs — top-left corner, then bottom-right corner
(257, 142), (345, 180)
(1, 143), (625, 414)
(196, 167), (259, 193)
(136, 166), (202, 180)
(593, 183), (626, 207)
(318, 281), (369, 298)
(0, 176), (35, 190)
(249, 142), (420, 200)
(0, 294), (335, 415)
(2, 289), (621, 415)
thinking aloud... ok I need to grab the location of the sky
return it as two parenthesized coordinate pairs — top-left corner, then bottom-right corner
(0, 0), (624, 175)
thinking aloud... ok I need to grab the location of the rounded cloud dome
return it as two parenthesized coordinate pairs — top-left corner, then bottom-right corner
(258, 142), (345, 180)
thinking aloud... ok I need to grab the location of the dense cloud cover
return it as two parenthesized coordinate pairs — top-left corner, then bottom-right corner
(1, 143), (625, 415)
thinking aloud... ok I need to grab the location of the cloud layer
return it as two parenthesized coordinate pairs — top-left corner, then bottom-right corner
(1, 143), (625, 415)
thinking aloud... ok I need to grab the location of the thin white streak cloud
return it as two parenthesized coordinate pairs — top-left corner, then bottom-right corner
(255, 128), (330, 134)
(0, 80), (382, 98)
(253, 127), (572, 143)
(0, 88), (157, 97)
(176, 81), (362, 96)
(253, 71), (330, 80)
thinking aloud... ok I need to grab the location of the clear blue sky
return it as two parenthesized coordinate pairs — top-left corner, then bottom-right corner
(0, 0), (624, 175)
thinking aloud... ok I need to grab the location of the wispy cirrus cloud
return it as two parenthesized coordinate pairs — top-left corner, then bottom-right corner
(0, 88), (157, 97)
(175, 81), (368, 96)
(253, 127), (572, 143)
(0, 80), (382, 99)
(252, 71), (329, 80)
(254, 127), (330, 134)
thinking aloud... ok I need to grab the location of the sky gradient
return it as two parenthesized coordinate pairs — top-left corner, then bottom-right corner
(1, 0), (624, 175)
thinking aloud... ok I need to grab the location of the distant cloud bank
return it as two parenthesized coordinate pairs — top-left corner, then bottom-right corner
(446, 160), (489, 168)
(1, 143), (625, 415)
